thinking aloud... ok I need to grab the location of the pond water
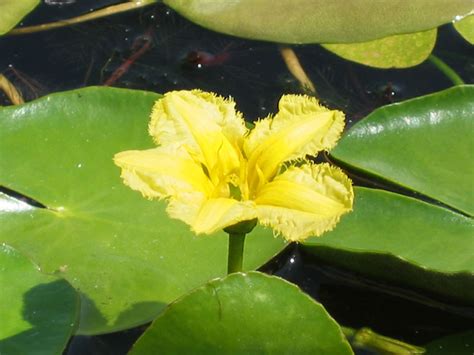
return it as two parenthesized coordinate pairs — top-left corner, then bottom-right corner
(1, 1), (473, 354)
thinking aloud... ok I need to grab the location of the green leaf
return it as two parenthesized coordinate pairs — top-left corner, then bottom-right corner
(304, 86), (474, 303)
(322, 30), (436, 68)
(0, 243), (79, 355)
(454, 15), (474, 44)
(0, 0), (40, 35)
(331, 85), (474, 215)
(424, 330), (474, 355)
(130, 272), (353, 355)
(303, 187), (474, 303)
(0, 87), (285, 335)
(163, 0), (472, 43)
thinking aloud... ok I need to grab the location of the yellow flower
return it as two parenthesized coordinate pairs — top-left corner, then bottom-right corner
(114, 90), (353, 241)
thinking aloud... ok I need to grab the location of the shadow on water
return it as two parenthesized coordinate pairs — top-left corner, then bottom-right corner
(66, 300), (166, 355)
(67, 301), (164, 355)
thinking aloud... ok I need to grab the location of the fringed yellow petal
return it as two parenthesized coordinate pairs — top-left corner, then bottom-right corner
(191, 198), (258, 235)
(191, 90), (248, 149)
(113, 146), (213, 200)
(245, 94), (345, 193)
(275, 95), (345, 153)
(254, 163), (353, 241)
(148, 90), (245, 183)
(115, 90), (351, 240)
(166, 194), (207, 228)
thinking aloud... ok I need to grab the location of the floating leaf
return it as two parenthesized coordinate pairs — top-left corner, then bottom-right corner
(0, 243), (79, 354)
(0, 87), (285, 335)
(0, 0), (40, 35)
(322, 29), (437, 68)
(303, 187), (474, 303)
(130, 272), (353, 355)
(164, 0), (472, 43)
(331, 85), (474, 215)
(304, 86), (474, 302)
(454, 15), (474, 44)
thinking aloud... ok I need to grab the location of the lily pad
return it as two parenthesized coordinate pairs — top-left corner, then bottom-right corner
(303, 187), (474, 303)
(454, 15), (474, 44)
(322, 29), (437, 68)
(163, 0), (473, 44)
(130, 272), (353, 355)
(0, 87), (285, 335)
(0, 243), (79, 355)
(304, 87), (474, 302)
(0, 0), (39, 35)
(331, 85), (474, 216)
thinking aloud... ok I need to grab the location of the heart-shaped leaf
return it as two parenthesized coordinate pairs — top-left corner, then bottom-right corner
(303, 187), (474, 303)
(0, 87), (285, 335)
(322, 29), (437, 68)
(331, 85), (474, 216)
(0, 243), (79, 355)
(163, 0), (472, 43)
(130, 272), (353, 355)
(0, 0), (40, 35)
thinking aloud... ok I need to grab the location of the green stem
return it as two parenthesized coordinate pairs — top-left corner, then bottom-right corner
(227, 233), (246, 274)
(342, 326), (425, 354)
(428, 54), (465, 86)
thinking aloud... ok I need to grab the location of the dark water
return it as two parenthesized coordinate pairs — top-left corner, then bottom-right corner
(1, 1), (473, 354)
(3, 1), (472, 121)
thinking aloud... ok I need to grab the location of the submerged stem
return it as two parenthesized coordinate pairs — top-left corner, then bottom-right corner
(342, 326), (425, 354)
(428, 54), (465, 86)
(8, 0), (156, 35)
(227, 233), (246, 274)
(279, 46), (317, 94)
(0, 74), (24, 105)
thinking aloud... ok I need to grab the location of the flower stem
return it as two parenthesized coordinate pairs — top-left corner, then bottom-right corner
(227, 233), (246, 274)
(428, 54), (465, 86)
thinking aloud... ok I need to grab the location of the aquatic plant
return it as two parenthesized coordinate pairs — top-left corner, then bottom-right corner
(0, 1), (472, 354)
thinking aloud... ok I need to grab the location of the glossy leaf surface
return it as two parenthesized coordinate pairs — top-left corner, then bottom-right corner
(304, 187), (474, 302)
(322, 30), (436, 68)
(130, 272), (353, 355)
(0, 243), (79, 355)
(454, 15), (474, 44)
(331, 85), (474, 215)
(164, 0), (472, 43)
(0, 87), (285, 334)
(0, 0), (39, 35)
